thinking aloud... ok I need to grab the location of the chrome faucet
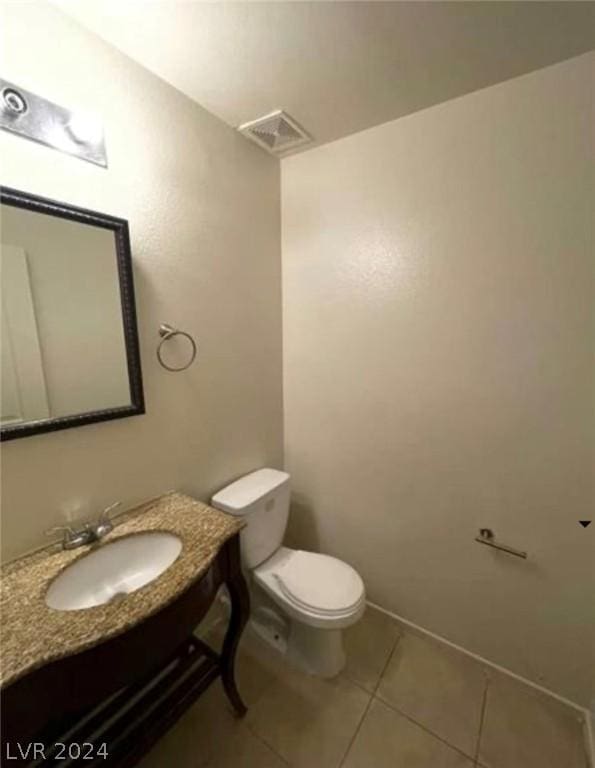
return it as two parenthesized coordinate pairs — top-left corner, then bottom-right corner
(47, 502), (121, 550)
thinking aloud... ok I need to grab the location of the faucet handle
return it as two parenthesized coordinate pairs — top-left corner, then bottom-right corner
(45, 524), (75, 538)
(44, 525), (74, 536)
(90, 501), (121, 539)
(100, 501), (121, 521)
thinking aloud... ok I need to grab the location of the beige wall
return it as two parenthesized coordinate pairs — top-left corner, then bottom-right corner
(0, 3), (283, 560)
(1, 0), (592, 712)
(282, 53), (594, 707)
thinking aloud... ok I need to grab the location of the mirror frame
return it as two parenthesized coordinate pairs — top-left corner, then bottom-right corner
(1, 186), (145, 441)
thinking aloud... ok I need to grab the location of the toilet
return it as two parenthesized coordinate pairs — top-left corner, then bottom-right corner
(211, 468), (365, 677)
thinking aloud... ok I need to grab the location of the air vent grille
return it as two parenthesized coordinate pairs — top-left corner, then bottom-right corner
(238, 110), (311, 155)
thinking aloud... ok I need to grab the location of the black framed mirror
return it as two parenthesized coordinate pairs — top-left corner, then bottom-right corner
(1, 187), (144, 441)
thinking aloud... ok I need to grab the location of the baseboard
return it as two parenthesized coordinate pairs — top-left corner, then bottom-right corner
(367, 599), (592, 765)
(200, 593), (593, 765)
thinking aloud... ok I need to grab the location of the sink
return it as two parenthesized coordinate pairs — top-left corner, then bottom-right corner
(45, 532), (183, 611)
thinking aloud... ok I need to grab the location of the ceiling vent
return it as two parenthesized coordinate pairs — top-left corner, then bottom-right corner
(238, 110), (312, 156)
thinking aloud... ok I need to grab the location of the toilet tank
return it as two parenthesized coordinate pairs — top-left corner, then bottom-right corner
(211, 468), (290, 569)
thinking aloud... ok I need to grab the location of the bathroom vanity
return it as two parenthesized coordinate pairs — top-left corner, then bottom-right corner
(0, 493), (249, 766)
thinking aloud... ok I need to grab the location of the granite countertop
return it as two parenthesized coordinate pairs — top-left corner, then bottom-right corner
(0, 492), (243, 689)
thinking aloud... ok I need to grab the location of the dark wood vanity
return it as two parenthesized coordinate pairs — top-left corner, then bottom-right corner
(0, 533), (250, 767)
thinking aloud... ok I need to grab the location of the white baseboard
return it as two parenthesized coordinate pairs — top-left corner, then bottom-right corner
(367, 600), (593, 766)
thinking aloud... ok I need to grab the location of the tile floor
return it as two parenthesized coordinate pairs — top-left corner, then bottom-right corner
(138, 606), (590, 768)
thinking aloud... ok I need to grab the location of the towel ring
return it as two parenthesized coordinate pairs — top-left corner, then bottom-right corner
(157, 323), (197, 371)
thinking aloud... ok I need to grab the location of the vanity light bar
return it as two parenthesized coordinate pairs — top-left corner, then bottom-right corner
(0, 79), (107, 167)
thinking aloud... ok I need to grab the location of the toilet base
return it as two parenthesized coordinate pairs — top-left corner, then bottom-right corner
(249, 589), (349, 678)
(286, 622), (346, 678)
(250, 605), (289, 656)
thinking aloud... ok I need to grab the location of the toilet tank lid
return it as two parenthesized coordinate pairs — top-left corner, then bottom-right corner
(211, 468), (290, 515)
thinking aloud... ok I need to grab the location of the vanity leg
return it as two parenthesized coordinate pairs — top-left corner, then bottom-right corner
(220, 570), (250, 717)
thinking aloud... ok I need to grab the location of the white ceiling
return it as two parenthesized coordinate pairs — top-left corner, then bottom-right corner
(55, 1), (595, 155)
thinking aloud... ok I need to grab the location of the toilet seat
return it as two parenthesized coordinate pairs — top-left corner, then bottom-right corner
(274, 550), (364, 614)
(254, 547), (366, 629)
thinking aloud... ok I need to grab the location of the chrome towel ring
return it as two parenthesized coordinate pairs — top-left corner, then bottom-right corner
(157, 323), (197, 371)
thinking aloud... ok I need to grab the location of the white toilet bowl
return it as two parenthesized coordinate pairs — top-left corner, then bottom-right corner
(253, 547), (365, 676)
(211, 468), (365, 677)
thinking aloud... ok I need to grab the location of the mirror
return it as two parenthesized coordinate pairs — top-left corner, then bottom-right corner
(1, 187), (144, 441)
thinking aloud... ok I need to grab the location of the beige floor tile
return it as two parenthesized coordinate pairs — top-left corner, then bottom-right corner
(198, 617), (227, 654)
(235, 631), (285, 707)
(343, 605), (401, 692)
(201, 623), (282, 709)
(343, 698), (475, 768)
(137, 682), (243, 768)
(246, 659), (371, 768)
(376, 632), (487, 757)
(208, 727), (289, 768)
(195, 594), (229, 640)
(478, 673), (588, 768)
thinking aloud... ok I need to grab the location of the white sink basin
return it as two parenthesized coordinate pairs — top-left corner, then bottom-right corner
(45, 532), (182, 611)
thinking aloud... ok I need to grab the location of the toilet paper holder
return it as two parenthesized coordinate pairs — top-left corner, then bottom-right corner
(475, 528), (527, 559)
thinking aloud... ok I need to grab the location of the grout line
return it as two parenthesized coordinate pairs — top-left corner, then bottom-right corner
(337, 693), (374, 768)
(473, 675), (490, 763)
(235, 608), (592, 768)
(366, 611), (483, 760)
(338, 631), (402, 767)
(249, 729), (292, 766)
(367, 600), (587, 714)
(245, 720), (291, 765)
(369, 602), (592, 765)
(373, 693), (478, 762)
(339, 624), (402, 697)
(372, 628), (402, 695)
